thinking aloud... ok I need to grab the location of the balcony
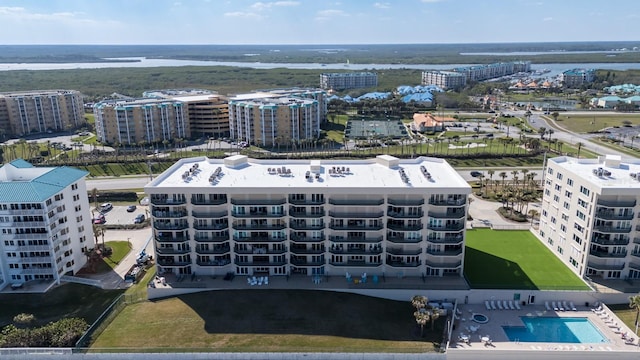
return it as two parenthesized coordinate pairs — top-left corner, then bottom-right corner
(385, 247), (422, 256)
(157, 259), (191, 267)
(387, 209), (424, 219)
(586, 261), (625, 271)
(329, 223), (383, 231)
(594, 210), (634, 221)
(426, 248), (463, 257)
(329, 199), (384, 206)
(153, 222), (189, 231)
(289, 210), (325, 218)
(191, 197), (227, 206)
(290, 247), (325, 255)
(329, 247), (382, 255)
(233, 236), (287, 243)
(156, 235), (190, 243)
(330, 235), (383, 243)
(232, 211), (286, 218)
(289, 222), (324, 230)
(427, 223), (465, 232)
(428, 198), (466, 207)
(152, 211), (188, 219)
(232, 223), (286, 231)
(234, 259), (287, 266)
(156, 247), (191, 255)
(290, 258), (326, 266)
(151, 197), (186, 205)
(631, 251), (640, 259)
(591, 237), (629, 246)
(290, 234), (324, 243)
(387, 260), (422, 268)
(234, 246), (288, 255)
(194, 223), (229, 231)
(387, 223), (423, 231)
(192, 210), (228, 218)
(231, 198), (286, 206)
(387, 236), (422, 244)
(288, 197), (325, 205)
(629, 262), (640, 271)
(388, 198), (424, 206)
(194, 235), (229, 243)
(424, 260), (462, 269)
(592, 225), (632, 234)
(635, 237), (640, 245)
(329, 211), (384, 219)
(589, 249), (627, 258)
(596, 199), (636, 208)
(195, 245), (230, 255)
(196, 259), (231, 267)
(427, 235), (464, 244)
(428, 210), (466, 220)
(329, 260), (383, 267)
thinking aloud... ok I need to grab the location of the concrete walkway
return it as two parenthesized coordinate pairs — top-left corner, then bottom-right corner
(467, 194), (535, 230)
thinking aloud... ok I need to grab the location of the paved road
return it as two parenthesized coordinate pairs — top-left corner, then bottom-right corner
(86, 176), (151, 190)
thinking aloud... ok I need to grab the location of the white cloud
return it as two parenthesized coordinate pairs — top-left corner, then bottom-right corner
(374, 2), (390, 9)
(224, 11), (262, 19)
(0, 6), (108, 25)
(250, 1), (300, 10)
(542, 16), (553, 21)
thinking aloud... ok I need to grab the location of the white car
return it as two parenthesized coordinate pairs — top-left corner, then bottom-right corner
(100, 203), (113, 212)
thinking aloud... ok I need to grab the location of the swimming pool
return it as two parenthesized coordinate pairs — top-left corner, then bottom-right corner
(503, 317), (608, 343)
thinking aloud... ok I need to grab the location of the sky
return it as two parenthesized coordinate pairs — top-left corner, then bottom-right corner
(0, 0), (639, 45)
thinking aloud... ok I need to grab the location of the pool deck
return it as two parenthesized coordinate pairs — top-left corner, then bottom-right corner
(449, 302), (640, 353)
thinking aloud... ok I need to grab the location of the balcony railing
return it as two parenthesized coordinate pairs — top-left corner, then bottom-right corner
(194, 235), (228, 243)
(387, 198), (424, 206)
(328, 211), (384, 219)
(631, 251), (640, 259)
(289, 210), (325, 218)
(426, 248), (463, 257)
(234, 246), (288, 255)
(386, 247), (423, 256)
(329, 248), (383, 255)
(428, 199), (465, 207)
(427, 235), (464, 244)
(629, 262), (640, 271)
(594, 211), (634, 221)
(290, 258), (326, 266)
(592, 226), (632, 234)
(387, 260), (422, 268)
(157, 259), (191, 267)
(289, 222), (324, 230)
(153, 222), (189, 230)
(191, 197), (227, 206)
(156, 235), (190, 243)
(329, 235), (383, 243)
(234, 260), (287, 266)
(232, 211), (286, 218)
(232, 223), (286, 231)
(387, 210), (424, 219)
(387, 236), (422, 244)
(231, 198), (286, 206)
(329, 260), (383, 267)
(288, 198), (325, 205)
(192, 210), (228, 218)
(195, 245), (230, 255)
(151, 198), (186, 205)
(428, 211), (466, 220)
(233, 236), (287, 243)
(427, 223), (465, 232)
(586, 261), (625, 271)
(290, 247), (325, 255)
(329, 224), (383, 231)
(152, 211), (188, 219)
(589, 250), (627, 258)
(424, 260), (462, 269)
(591, 237), (629, 246)
(156, 247), (191, 255)
(596, 199), (636, 208)
(387, 223), (423, 231)
(194, 223), (229, 230)
(328, 199), (384, 206)
(196, 259), (231, 267)
(290, 235), (325, 243)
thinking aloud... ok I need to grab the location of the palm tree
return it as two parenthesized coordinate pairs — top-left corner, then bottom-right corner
(91, 188), (99, 211)
(487, 170), (495, 190)
(414, 310), (429, 337)
(411, 295), (428, 310)
(520, 169), (529, 191)
(499, 171), (507, 188)
(538, 127), (546, 140)
(576, 142), (583, 158)
(629, 294), (640, 337)
(528, 209), (539, 226)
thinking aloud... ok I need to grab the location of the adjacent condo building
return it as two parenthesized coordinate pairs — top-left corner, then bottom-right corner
(145, 155), (471, 279)
(320, 72), (378, 90)
(452, 61), (531, 82)
(561, 69), (595, 88)
(0, 160), (93, 292)
(537, 155), (640, 281)
(421, 71), (467, 90)
(0, 90), (85, 138)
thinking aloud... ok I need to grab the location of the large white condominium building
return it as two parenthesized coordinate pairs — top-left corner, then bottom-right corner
(0, 90), (85, 138)
(145, 155), (471, 279)
(0, 160), (93, 292)
(421, 71), (467, 90)
(320, 72), (378, 90)
(537, 155), (640, 281)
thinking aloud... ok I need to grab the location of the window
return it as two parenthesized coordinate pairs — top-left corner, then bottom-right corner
(569, 257), (578, 268)
(560, 224), (566, 232)
(554, 184), (562, 191)
(563, 202), (570, 210)
(548, 168), (554, 175)
(556, 173), (563, 180)
(574, 223), (584, 233)
(573, 234), (582, 245)
(551, 216), (557, 224)
(553, 195), (560, 202)
(561, 214), (569, 221)
(542, 210), (547, 217)
(580, 186), (590, 196)
(567, 178), (574, 186)
(576, 210), (586, 221)
(545, 189), (551, 196)
(547, 238), (553, 245)
(71, 183), (78, 191)
(577, 198), (588, 209)
(557, 246), (563, 254)
(565, 190), (572, 198)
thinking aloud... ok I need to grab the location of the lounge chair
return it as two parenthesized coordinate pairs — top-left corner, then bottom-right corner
(563, 301), (570, 310)
(545, 301), (552, 311)
(558, 302), (565, 311)
(508, 301), (515, 310)
(552, 302), (559, 311)
(503, 300), (509, 310)
(515, 301), (521, 310)
(485, 300), (491, 311)
(490, 300), (496, 310)
(569, 301), (577, 311)
(497, 301), (503, 310)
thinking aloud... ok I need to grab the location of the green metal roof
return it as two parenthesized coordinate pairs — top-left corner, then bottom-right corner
(0, 161), (88, 203)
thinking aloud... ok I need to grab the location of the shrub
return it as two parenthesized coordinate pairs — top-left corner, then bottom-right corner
(12, 313), (36, 326)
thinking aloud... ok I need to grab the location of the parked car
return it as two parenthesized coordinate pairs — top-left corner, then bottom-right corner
(134, 214), (146, 224)
(470, 171), (483, 178)
(100, 203), (113, 212)
(93, 214), (106, 224)
(126, 205), (137, 212)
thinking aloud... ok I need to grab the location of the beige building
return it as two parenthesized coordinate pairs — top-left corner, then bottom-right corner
(421, 71), (467, 90)
(93, 98), (190, 145)
(0, 90), (85, 138)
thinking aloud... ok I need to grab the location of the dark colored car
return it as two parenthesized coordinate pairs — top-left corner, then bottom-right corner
(127, 205), (137, 212)
(470, 171), (483, 178)
(134, 214), (146, 224)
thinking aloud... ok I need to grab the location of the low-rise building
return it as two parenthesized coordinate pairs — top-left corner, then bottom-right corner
(145, 155), (471, 279)
(0, 160), (93, 292)
(320, 72), (378, 90)
(411, 113), (456, 133)
(561, 69), (595, 88)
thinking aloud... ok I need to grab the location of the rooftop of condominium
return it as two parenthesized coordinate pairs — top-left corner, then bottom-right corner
(0, 160), (87, 202)
(146, 155), (470, 192)
(551, 155), (640, 191)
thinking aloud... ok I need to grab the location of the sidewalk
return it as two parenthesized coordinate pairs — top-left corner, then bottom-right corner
(468, 194), (533, 229)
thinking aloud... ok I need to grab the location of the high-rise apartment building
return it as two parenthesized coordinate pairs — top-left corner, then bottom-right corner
(0, 160), (93, 291)
(421, 71), (467, 90)
(145, 155), (471, 279)
(320, 72), (378, 90)
(561, 69), (595, 88)
(537, 155), (640, 281)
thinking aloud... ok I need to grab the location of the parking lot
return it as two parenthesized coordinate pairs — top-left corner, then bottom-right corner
(95, 203), (148, 226)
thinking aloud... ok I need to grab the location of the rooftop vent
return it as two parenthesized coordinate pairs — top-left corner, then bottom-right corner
(399, 168), (410, 184)
(420, 165), (432, 180)
(209, 167), (222, 184)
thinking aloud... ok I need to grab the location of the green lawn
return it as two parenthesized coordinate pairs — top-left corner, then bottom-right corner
(555, 113), (640, 133)
(464, 229), (590, 290)
(610, 304), (639, 333)
(101, 241), (132, 270)
(91, 290), (442, 353)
